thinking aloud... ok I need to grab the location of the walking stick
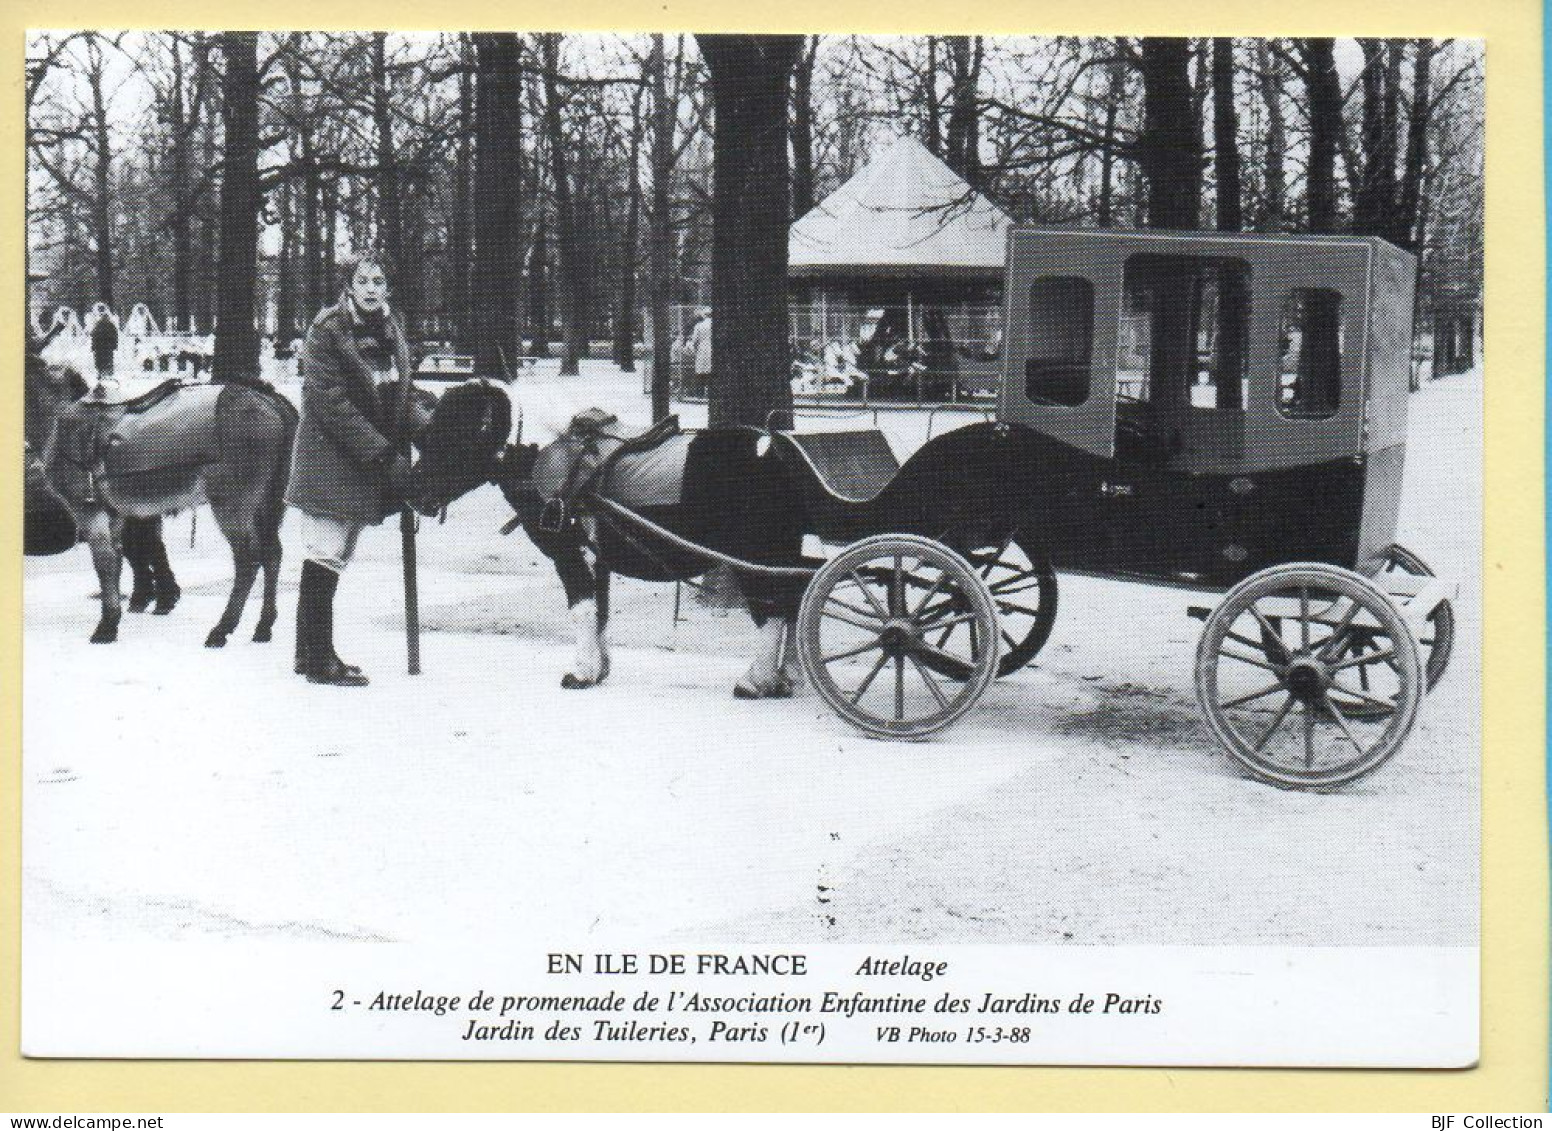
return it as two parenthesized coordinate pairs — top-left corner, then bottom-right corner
(401, 501), (421, 676)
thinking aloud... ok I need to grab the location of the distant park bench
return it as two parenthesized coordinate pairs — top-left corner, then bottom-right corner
(414, 352), (538, 382)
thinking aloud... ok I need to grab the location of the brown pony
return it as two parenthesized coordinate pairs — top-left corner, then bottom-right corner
(27, 351), (299, 647)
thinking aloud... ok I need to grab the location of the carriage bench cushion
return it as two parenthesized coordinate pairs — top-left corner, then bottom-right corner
(104, 383), (225, 477)
(774, 429), (901, 505)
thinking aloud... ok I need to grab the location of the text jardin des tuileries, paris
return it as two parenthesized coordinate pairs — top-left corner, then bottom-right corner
(334, 953), (1165, 1050)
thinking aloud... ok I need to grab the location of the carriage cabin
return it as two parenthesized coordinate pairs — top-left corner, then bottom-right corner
(1000, 227), (1417, 587)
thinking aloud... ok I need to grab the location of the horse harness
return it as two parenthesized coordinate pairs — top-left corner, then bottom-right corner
(526, 409), (682, 536)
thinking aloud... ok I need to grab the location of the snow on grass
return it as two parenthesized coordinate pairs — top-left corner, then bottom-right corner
(23, 361), (1480, 946)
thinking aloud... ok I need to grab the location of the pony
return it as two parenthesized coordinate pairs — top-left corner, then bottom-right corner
(412, 380), (810, 697)
(26, 348), (299, 648)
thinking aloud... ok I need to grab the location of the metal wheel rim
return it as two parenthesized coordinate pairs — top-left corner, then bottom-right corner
(1195, 564), (1423, 788)
(799, 534), (1000, 738)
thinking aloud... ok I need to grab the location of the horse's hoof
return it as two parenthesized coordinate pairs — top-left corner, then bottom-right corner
(734, 681), (792, 700)
(153, 587), (181, 615)
(253, 625), (273, 643)
(561, 673), (596, 690)
(127, 595), (152, 613)
(205, 631), (228, 649)
(89, 623), (119, 644)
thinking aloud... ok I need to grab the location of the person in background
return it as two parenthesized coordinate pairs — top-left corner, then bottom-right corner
(89, 302), (119, 381)
(686, 307), (712, 397)
(285, 250), (418, 687)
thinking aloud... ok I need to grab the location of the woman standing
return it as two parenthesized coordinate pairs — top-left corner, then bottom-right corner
(286, 251), (416, 686)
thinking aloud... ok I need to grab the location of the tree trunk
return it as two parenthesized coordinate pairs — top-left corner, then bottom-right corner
(448, 37), (474, 349)
(540, 34), (586, 376)
(212, 31), (261, 384)
(648, 35), (674, 421)
(1301, 37), (1341, 233)
(1211, 38), (1245, 410)
(371, 33), (410, 334)
(1299, 38), (1343, 411)
(1256, 40), (1285, 230)
(613, 83), (645, 373)
(944, 36), (983, 186)
(471, 32), (524, 380)
(1096, 56), (1124, 227)
(168, 37), (193, 330)
(528, 220), (548, 354)
(276, 176), (296, 348)
(696, 34), (800, 429)
(924, 37), (944, 158)
(1138, 38), (1202, 417)
(86, 39), (115, 308)
(790, 35), (818, 219)
(1395, 40), (1434, 250)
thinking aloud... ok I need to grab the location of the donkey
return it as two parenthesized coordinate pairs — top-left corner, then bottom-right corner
(27, 351), (299, 647)
(412, 380), (810, 698)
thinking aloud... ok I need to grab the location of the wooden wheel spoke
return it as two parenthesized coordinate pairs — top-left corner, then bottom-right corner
(1303, 702), (1316, 768)
(911, 640), (975, 680)
(906, 654), (951, 710)
(824, 594), (886, 624)
(1251, 694), (1296, 753)
(1321, 698), (1371, 757)
(1220, 680), (1287, 710)
(893, 655), (906, 720)
(1327, 680), (1399, 713)
(821, 606), (889, 633)
(987, 575), (1044, 598)
(1299, 587), (1311, 649)
(910, 570), (950, 617)
(920, 610), (979, 632)
(823, 638), (883, 665)
(848, 570), (890, 619)
(1248, 605), (1284, 648)
(1316, 599), (1362, 661)
(1224, 629), (1273, 655)
(848, 651), (891, 704)
(1219, 647), (1280, 672)
(1328, 645), (1395, 671)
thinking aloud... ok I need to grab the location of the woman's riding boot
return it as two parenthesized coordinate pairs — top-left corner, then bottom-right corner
(293, 577), (310, 675)
(303, 559), (368, 687)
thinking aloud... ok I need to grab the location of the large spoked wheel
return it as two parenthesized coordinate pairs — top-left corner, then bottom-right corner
(1195, 564), (1423, 789)
(799, 534), (1000, 739)
(951, 535), (1058, 677)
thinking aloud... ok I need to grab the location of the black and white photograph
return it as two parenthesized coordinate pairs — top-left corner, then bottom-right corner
(21, 30), (1483, 1065)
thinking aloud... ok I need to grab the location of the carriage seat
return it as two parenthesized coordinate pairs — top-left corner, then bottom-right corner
(88, 378), (189, 411)
(772, 428), (901, 505)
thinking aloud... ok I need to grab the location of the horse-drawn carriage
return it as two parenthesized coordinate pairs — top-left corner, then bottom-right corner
(519, 227), (1450, 791)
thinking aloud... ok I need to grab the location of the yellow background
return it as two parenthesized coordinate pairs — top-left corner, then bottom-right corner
(2, 0), (1544, 1112)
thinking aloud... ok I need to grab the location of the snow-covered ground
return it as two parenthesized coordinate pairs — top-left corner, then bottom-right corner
(23, 361), (1480, 947)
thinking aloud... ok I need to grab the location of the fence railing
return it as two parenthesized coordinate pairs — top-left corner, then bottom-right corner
(658, 302), (1005, 408)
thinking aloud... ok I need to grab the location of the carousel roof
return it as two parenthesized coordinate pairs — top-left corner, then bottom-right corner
(789, 135), (1011, 276)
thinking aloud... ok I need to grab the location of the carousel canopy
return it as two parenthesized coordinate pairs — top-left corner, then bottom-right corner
(789, 136), (1012, 278)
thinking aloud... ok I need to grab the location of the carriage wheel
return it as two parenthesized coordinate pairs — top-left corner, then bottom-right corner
(1195, 564), (1422, 788)
(937, 535), (1058, 677)
(799, 534), (1000, 739)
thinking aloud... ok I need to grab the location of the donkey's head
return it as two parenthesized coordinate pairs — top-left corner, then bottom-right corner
(23, 348), (90, 453)
(412, 379), (517, 514)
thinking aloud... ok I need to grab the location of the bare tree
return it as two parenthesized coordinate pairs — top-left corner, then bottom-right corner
(696, 34), (801, 429)
(471, 32), (524, 379)
(212, 31), (262, 384)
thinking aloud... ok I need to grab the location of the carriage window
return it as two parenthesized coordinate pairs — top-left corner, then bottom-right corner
(1120, 255), (1250, 411)
(1024, 277), (1093, 406)
(1278, 289), (1344, 419)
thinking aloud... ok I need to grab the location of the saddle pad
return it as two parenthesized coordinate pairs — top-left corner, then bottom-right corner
(598, 432), (692, 508)
(105, 383), (224, 477)
(776, 429), (901, 505)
